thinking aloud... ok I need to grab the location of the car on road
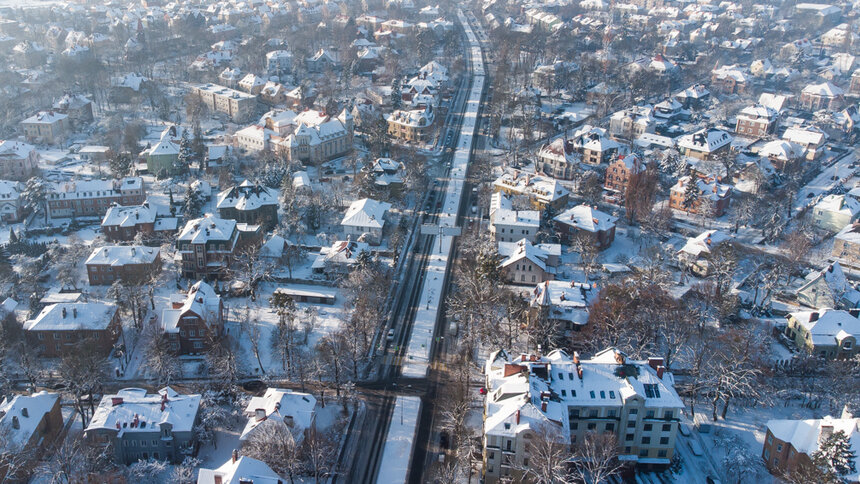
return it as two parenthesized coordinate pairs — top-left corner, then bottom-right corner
(387, 329), (395, 341)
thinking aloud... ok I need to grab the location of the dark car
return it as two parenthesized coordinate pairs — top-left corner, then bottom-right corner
(440, 431), (450, 449)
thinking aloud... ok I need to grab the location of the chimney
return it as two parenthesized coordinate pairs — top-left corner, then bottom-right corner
(820, 424), (834, 442)
(577, 366), (583, 379)
(112, 397), (123, 406)
(657, 365), (666, 380)
(21, 407), (28, 418)
(255, 408), (266, 422)
(516, 410), (520, 424)
(810, 312), (819, 322)
(841, 405), (854, 420)
(648, 357), (664, 371)
(541, 401), (547, 412)
(232, 449), (238, 464)
(573, 352), (580, 365)
(12, 416), (19, 429)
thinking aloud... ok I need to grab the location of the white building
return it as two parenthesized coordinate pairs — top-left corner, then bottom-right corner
(239, 388), (316, 442)
(341, 198), (391, 245)
(812, 194), (860, 233)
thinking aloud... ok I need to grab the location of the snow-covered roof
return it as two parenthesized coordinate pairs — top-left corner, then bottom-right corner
(738, 104), (777, 120)
(493, 171), (569, 205)
(498, 239), (557, 272)
(0, 391), (59, 450)
(85, 245), (159, 266)
(240, 388), (316, 441)
(313, 239), (370, 269)
(0, 140), (34, 159)
(816, 194), (860, 217)
(101, 202), (158, 227)
(198, 456), (282, 484)
(553, 205), (617, 233)
(789, 309), (860, 347)
(530, 280), (598, 325)
(758, 140), (803, 161)
(802, 81), (844, 97)
(216, 180), (278, 212)
(87, 387), (201, 436)
(21, 110), (67, 124)
(178, 214), (237, 244)
(677, 128), (732, 153)
(678, 230), (731, 257)
(492, 208), (540, 228)
(670, 176), (731, 201)
(783, 126), (827, 146)
(766, 415), (860, 482)
(341, 198), (391, 229)
(24, 302), (117, 331)
(161, 280), (221, 334)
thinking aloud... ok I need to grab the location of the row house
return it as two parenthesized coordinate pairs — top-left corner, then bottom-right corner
(536, 137), (580, 180)
(47, 177), (146, 220)
(735, 104), (779, 137)
(669, 175), (732, 217)
(161, 281), (224, 355)
(85, 245), (161, 286)
(85, 387), (201, 465)
(216, 180), (279, 230)
(0, 140), (38, 180)
(24, 302), (121, 358)
(482, 348), (684, 482)
(101, 201), (178, 242)
(177, 214), (261, 280)
(553, 205), (618, 249)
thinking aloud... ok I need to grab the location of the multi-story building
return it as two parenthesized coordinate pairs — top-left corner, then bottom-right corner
(784, 309), (860, 359)
(536, 137), (580, 180)
(20, 111), (68, 145)
(176, 214), (261, 280)
(0, 140), (38, 180)
(52, 93), (93, 127)
(341, 198), (392, 245)
(493, 170), (570, 211)
(482, 348), (684, 482)
(216, 180), (279, 230)
(101, 201), (178, 242)
(0, 180), (24, 222)
(237, 108), (354, 165)
(674, 84), (710, 109)
(799, 82), (844, 112)
(386, 106), (435, 142)
(677, 128), (733, 160)
(833, 223), (860, 268)
(160, 281), (224, 355)
(735, 104), (779, 137)
(571, 126), (621, 165)
(198, 454), (282, 484)
(266, 50), (292, 77)
(143, 138), (180, 176)
(669, 175), (732, 216)
(553, 205), (618, 248)
(783, 126), (828, 161)
(0, 392), (63, 482)
(498, 239), (559, 285)
(190, 83), (256, 122)
(239, 388), (317, 442)
(85, 387), (201, 465)
(762, 411), (859, 479)
(608, 106), (656, 141)
(530, 280), (598, 336)
(238, 74), (265, 95)
(811, 194), (860, 233)
(85, 245), (161, 285)
(710, 64), (750, 94)
(490, 207), (540, 243)
(604, 154), (646, 195)
(47, 177), (146, 219)
(24, 302), (121, 358)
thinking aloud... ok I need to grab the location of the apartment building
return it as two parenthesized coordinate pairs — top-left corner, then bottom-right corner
(47, 177), (146, 219)
(604, 154), (646, 195)
(216, 180), (279, 230)
(735, 104), (779, 137)
(784, 309), (860, 359)
(176, 214), (261, 280)
(20, 111), (68, 145)
(386, 106), (435, 142)
(482, 348), (684, 482)
(237, 108), (354, 165)
(190, 83), (256, 122)
(85, 245), (161, 285)
(553, 205), (618, 248)
(85, 387), (201, 465)
(536, 137), (580, 180)
(668, 175), (732, 217)
(0, 392), (63, 482)
(24, 302), (121, 358)
(677, 128), (733, 160)
(0, 140), (38, 180)
(493, 170), (570, 211)
(101, 201), (178, 242)
(160, 280), (224, 355)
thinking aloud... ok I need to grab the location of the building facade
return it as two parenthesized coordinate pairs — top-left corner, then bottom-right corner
(216, 180), (279, 230)
(47, 177), (146, 219)
(85, 245), (161, 285)
(23, 303), (121, 358)
(160, 281), (224, 355)
(190, 83), (256, 122)
(0, 141), (38, 180)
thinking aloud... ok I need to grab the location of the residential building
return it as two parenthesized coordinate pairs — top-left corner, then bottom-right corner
(161, 280), (224, 355)
(386, 106), (435, 142)
(85, 387), (201, 465)
(238, 74), (265, 95)
(674, 84), (710, 109)
(190, 84), (256, 122)
(52, 93), (93, 127)
(101, 201), (178, 242)
(305, 48), (340, 73)
(498, 239), (559, 285)
(340, 198), (391, 245)
(20, 111), (68, 144)
(668, 175), (732, 216)
(218, 67), (242, 88)
(493, 171), (570, 211)
(711, 64), (750, 94)
(676, 128), (732, 160)
(571, 126), (621, 165)
(311, 239), (371, 276)
(785, 309), (860, 359)
(0, 141), (38, 180)
(799, 82), (844, 112)
(604, 154), (646, 195)
(482, 348), (684, 482)
(834, 223), (860, 268)
(198, 454), (283, 484)
(735, 105), (779, 137)
(0, 180), (23, 222)
(757, 140), (804, 171)
(0, 392), (63, 483)
(369, 158), (405, 193)
(536, 138), (580, 180)
(266, 50), (292, 77)
(490, 198), (540, 242)
(762, 412), (860, 480)
(812, 194), (860, 232)
(143, 138), (180, 176)
(676, 230), (732, 276)
(24, 302), (121, 358)
(796, 262), (860, 310)
(239, 109), (354, 165)
(852, 69), (860, 96)
(176, 214), (262, 280)
(216, 180), (279, 230)
(260, 82), (288, 106)
(85, 246), (161, 285)
(608, 106), (656, 141)
(782, 126), (828, 160)
(530, 280), (598, 336)
(239, 388), (316, 442)
(553, 205), (618, 248)
(47, 177), (146, 219)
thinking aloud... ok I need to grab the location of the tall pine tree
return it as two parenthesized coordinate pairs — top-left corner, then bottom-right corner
(682, 176), (699, 211)
(813, 430), (857, 481)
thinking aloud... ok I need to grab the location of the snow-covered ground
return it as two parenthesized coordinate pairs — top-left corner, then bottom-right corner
(375, 396), (422, 484)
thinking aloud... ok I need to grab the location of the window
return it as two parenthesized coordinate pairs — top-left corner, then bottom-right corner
(558, 373), (563, 380)
(629, 408), (638, 415)
(626, 434), (634, 441)
(646, 411), (655, 419)
(764, 449), (770, 459)
(777, 444), (783, 452)
(506, 440), (512, 451)
(608, 410), (616, 418)
(640, 449), (649, 457)
(54, 333), (60, 340)
(590, 391), (595, 399)
(642, 436), (651, 444)
(571, 423), (578, 430)
(606, 423), (615, 431)
(644, 424), (652, 431)
(152, 440), (157, 446)
(627, 421), (636, 428)
(38, 333), (44, 340)
(664, 411), (673, 420)
(658, 449), (667, 458)
(660, 437), (669, 445)
(662, 424), (671, 432)
(189, 330), (196, 337)
(489, 452), (495, 460)
(589, 410), (598, 418)
(609, 391), (615, 399)
(504, 423), (510, 430)
(844, 341), (853, 350)
(561, 390), (567, 397)
(600, 391), (606, 399)
(587, 423), (596, 430)
(523, 458), (529, 467)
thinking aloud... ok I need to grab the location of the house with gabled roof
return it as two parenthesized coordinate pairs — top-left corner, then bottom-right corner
(785, 308), (860, 359)
(312, 238), (370, 276)
(85, 245), (161, 285)
(498, 239), (559, 285)
(529, 280), (598, 336)
(341, 198), (391, 245)
(800, 81), (844, 112)
(0, 391), (63, 482)
(198, 453), (282, 484)
(216, 180), (279, 230)
(796, 262), (860, 310)
(161, 280), (224, 355)
(812, 194), (860, 233)
(669, 175), (732, 217)
(677, 128), (732, 160)
(536, 137), (580, 180)
(24, 302), (121, 358)
(676, 229), (732, 276)
(101, 201), (177, 242)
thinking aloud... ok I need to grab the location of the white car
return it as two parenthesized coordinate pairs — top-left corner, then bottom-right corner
(387, 329), (395, 341)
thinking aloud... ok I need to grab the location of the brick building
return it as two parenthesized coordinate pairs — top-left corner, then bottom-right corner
(24, 302), (121, 357)
(160, 281), (224, 355)
(85, 245), (162, 285)
(47, 177), (146, 219)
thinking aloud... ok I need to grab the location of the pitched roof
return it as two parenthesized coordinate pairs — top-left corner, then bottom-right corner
(240, 388), (316, 441)
(85, 245), (159, 266)
(24, 302), (117, 331)
(197, 456), (282, 484)
(553, 205), (617, 232)
(341, 198), (391, 229)
(87, 387), (201, 436)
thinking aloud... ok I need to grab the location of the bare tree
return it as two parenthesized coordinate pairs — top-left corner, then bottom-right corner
(242, 420), (303, 483)
(570, 432), (622, 484)
(142, 323), (181, 385)
(301, 426), (339, 484)
(57, 339), (108, 428)
(521, 423), (571, 484)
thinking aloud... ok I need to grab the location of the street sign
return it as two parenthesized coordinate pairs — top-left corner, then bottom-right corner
(421, 224), (463, 252)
